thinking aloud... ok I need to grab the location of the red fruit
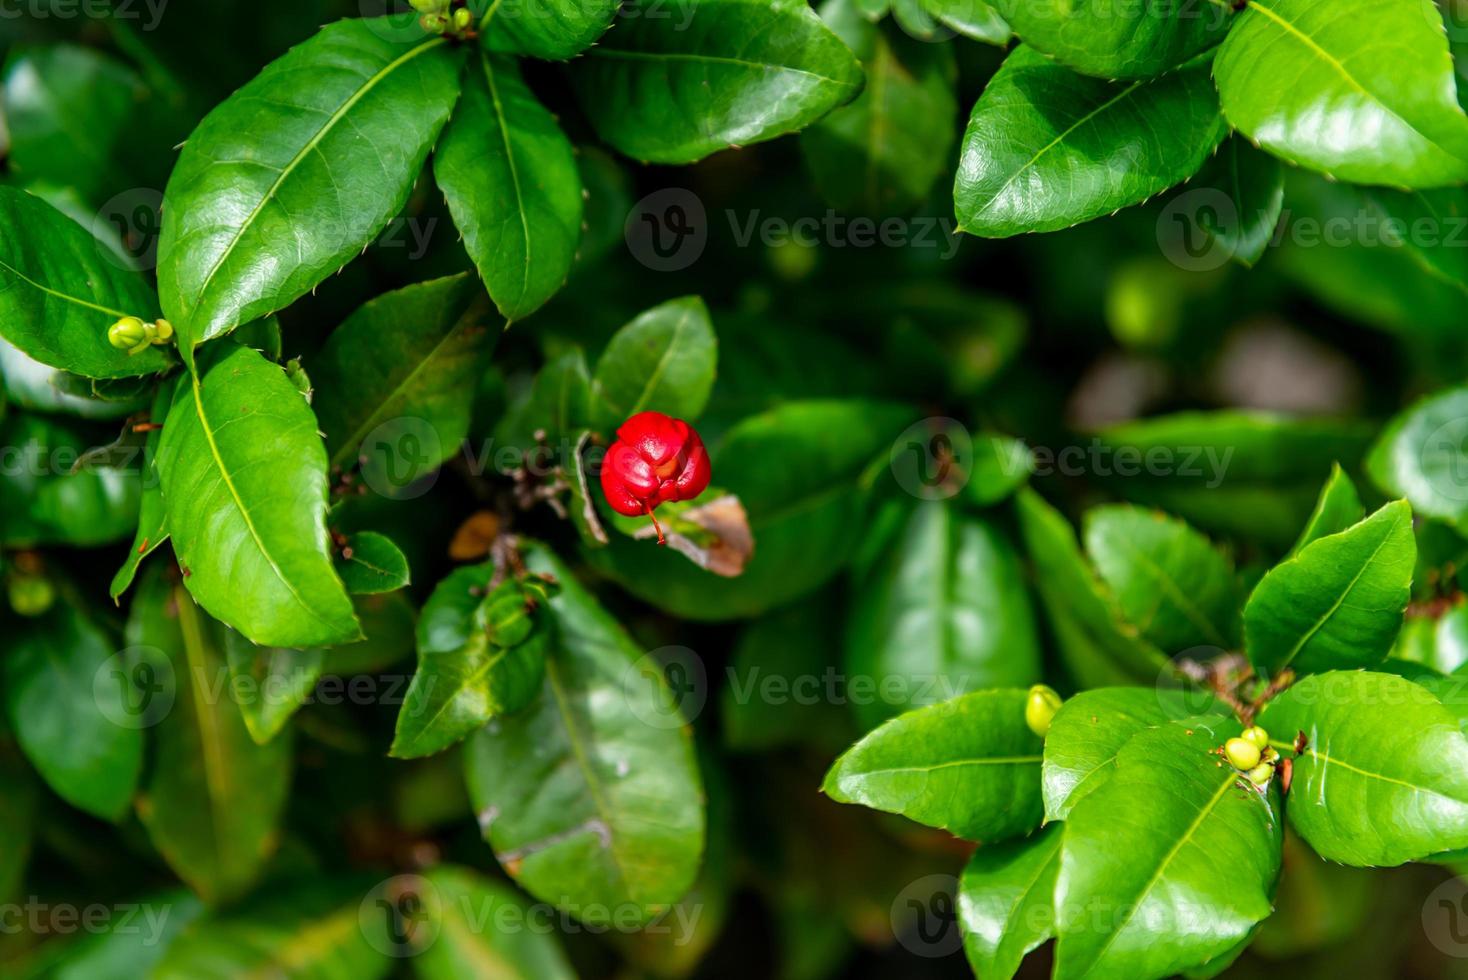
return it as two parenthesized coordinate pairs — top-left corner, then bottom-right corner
(600, 411), (711, 543)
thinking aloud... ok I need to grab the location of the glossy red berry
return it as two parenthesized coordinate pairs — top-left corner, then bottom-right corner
(600, 411), (711, 543)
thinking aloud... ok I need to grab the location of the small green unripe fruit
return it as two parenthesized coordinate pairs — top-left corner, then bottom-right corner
(1246, 762), (1274, 787)
(452, 7), (472, 30)
(1025, 684), (1062, 737)
(8, 574), (55, 617)
(1241, 725), (1270, 750)
(108, 316), (149, 350)
(1224, 737), (1261, 771)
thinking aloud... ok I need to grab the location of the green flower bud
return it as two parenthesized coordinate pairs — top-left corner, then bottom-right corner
(108, 316), (149, 350)
(409, 0), (446, 12)
(8, 574), (55, 617)
(1246, 762), (1275, 787)
(453, 7), (472, 30)
(422, 11), (448, 32)
(1241, 725), (1270, 750)
(484, 586), (534, 648)
(1025, 684), (1062, 737)
(152, 318), (174, 343)
(1224, 737), (1261, 771)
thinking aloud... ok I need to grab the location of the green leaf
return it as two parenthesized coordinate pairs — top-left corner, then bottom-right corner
(1215, 0), (1468, 187)
(844, 501), (1041, 730)
(1015, 489), (1170, 687)
(2, 599), (141, 820)
(156, 17), (463, 355)
(590, 296), (717, 431)
(1260, 671), (1468, 865)
(1291, 463), (1363, 555)
(570, 0), (865, 164)
(158, 342), (359, 648)
(464, 546), (704, 923)
(492, 348), (592, 464)
(802, 4), (958, 216)
(47, 888), (205, 980)
(955, 47), (1226, 238)
(151, 877), (391, 979)
(987, 0), (1230, 78)
(312, 274), (496, 480)
(1053, 720), (1282, 980)
(964, 432), (1033, 507)
(391, 566), (549, 759)
(958, 825), (1061, 980)
(0, 338), (145, 421)
(923, 0), (1011, 44)
(222, 632), (325, 745)
(1095, 411), (1374, 549)
(822, 688), (1044, 842)
(2, 44), (152, 204)
(1367, 386), (1468, 526)
(336, 531), (411, 595)
(482, 0), (619, 61)
(1395, 605), (1468, 675)
(0, 413), (141, 548)
(1187, 136), (1285, 269)
(587, 400), (916, 620)
(416, 866), (576, 978)
(130, 568), (293, 902)
(0, 745), (36, 902)
(436, 53), (584, 322)
(1244, 500), (1415, 676)
(1042, 687), (1179, 821)
(111, 381), (176, 601)
(0, 186), (170, 378)
(1083, 505), (1241, 653)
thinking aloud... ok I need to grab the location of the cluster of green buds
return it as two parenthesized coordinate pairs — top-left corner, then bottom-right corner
(1224, 726), (1278, 787)
(1025, 684), (1063, 737)
(107, 316), (174, 356)
(411, 0), (474, 36)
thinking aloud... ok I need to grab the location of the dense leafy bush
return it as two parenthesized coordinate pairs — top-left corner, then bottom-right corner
(4, 0), (1468, 978)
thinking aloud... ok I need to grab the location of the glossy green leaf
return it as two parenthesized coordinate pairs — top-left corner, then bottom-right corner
(0, 412), (141, 548)
(3, 599), (141, 820)
(1188, 136), (1285, 269)
(1095, 411), (1374, 548)
(822, 688), (1044, 842)
(1042, 687), (1178, 821)
(570, 0), (865, 164)
(391, 565), (549, 759)
(955, 47), (1226, 237)
(222, 631), (325, 745)
(1367, 387), (1468, 526)
(1054, 720), (1282, 980)
(1015, 489), (1170, 687)
(158, 342), (360, 648)
(0, 186), (169, 378)
(481, 0), (619, 61)
(1244, 500), (1415, 677)
(312, 274), (495, 479)
(1395, 605), (1468, 675)
(958, 825), (1061, 980)
(336, 531), (410, 595)
(1291, 463), (1363, 555)
(587, 400), (915, 620)
(0, 339), (137, 421)
(590, 296), (717, 431)
(437, 53), (583, 322)
(1260, 670), (1468, 865)
(130, 568), (293, 902)
(923, 0), (1010, 44)
(988, 0), (1230, 78)
(1215, 0), (1468, 187)
(1083, 505), (1240, 653)
(156, 17), (463, 354)
(110, 381), (176, 601)
(803, 3), (958, 216)
(464, 547), (704, 924)
(845, 501), (1041, 730)
(152, 877), (391, 979)
(416, 866), (576, 978)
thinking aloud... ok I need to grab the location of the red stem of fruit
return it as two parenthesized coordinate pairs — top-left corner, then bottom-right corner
(645, 502), (666, 546)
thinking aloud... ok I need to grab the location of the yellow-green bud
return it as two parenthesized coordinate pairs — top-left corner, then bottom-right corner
(1241, 725), (1270, 750)
(1224, 737), (1261, 771)
(152, 318), (174, 343)
(1025, 684), (1062, 737)
(8, 574), (54, 617)
(453, 7), (472, 30)
(1246, 762), (1274, 787)
(422, 11), (448, 32)
(108, 316), (149, 350)
(409, 0), (446, 12)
